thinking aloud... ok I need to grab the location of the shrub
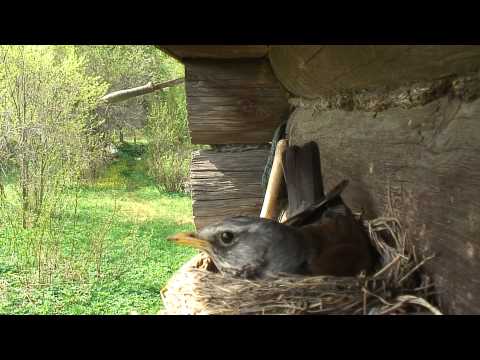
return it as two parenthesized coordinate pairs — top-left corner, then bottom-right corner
(146, 85), (193, 193)
(0, 45), (108, 228)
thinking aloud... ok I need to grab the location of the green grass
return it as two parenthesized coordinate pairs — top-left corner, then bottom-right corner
(0, 142), (196, 314)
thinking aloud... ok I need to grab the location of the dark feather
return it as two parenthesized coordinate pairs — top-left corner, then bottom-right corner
(282, 141), (350, 227)
(283, 179), (349, 227)
(282, 141), (324, 218)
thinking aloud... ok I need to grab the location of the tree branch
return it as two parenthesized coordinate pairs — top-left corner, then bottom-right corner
(100, 77), (184, 104)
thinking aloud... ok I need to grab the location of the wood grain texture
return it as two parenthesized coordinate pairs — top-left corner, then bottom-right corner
(269, 45), (480, 99)
(287, 95), (480, 314)
(185, 59), (290, 144)
(191, 147), (269, 230)
(159, 46), (269, 60)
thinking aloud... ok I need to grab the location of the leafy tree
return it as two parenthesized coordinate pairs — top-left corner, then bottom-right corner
(77, 45), (184, 142)
(78, 45), (193, 193)
(0, 45), (108, 228)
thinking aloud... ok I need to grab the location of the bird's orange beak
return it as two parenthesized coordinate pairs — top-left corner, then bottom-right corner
(167, 232), (209, 250)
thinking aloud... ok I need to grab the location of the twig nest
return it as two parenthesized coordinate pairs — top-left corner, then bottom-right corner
(160, 217), (442, 315)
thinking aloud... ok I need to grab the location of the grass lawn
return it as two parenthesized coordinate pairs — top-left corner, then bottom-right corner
(0, 142), (196, 314)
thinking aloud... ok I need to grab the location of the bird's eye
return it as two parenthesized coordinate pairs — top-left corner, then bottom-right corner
(220, 231), (235, 245)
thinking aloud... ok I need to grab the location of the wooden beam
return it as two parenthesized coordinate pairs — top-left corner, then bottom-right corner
(155, 46), (184, 63)
(158, 46), (269, 60)
(190, 146), (269, 230)
(269, 45), (480, 99)
(185, 58), (289, 144)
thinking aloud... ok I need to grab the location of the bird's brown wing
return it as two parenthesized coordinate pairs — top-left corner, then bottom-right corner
(299, 207), (375, 276)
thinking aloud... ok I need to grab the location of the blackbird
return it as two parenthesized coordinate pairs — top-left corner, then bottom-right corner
(168, 142), (375, 279)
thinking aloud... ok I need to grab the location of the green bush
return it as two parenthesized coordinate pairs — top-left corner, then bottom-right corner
(0, 45), (108, 229)
(146, 85), (193, 193)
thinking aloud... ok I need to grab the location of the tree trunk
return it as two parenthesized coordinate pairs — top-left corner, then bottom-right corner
(21, 143), (29, 229)
(0, 180), (5, 200)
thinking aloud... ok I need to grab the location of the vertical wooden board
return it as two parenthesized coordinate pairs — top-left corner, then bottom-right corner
(287, 96), (480, 314)
(190, 147), (269, 230)
(184, 59), (290, 144)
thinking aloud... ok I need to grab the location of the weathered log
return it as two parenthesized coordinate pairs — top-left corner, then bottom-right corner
(287, 92), (480, 315)
(100, 78), (184, 104)
(184, 58), (289, 144)
(158, 46), (269, 61)
(269, 45), (480, 99)
(191, 146), (269, 230)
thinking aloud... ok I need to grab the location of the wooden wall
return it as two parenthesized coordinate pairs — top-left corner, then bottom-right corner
(184, 58), (290, 144)
(180, 56), (289, 229)
(270, 45), (480, 314)
(160, 45), (269, 60)
(287, 93), (480, 315)
(269, 45), (480, 99)
(190, 146), (269, 229)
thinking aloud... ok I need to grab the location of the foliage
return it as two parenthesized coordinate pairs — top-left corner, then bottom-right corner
(0, 142), (195, 314)
(77, 45), (192, 193)
(0, 45), (196, 314)
(0, 45), (108, 228)
(76, 46), (184, 140)
(145, 84), (193, 193)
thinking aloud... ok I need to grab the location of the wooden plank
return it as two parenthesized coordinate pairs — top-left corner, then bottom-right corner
(187, 105), (288, 117)
(189, 128), (280, 145)
(193, 198), (265, 217)
(287, 94), (480, 314)
(192, 148), (269, 171)
(184, 58), (289, 144)
(185, 86), (285, 98)
(191, 178), (264, 200)
(159, 46), (269, 60)
(191, 147), (269, 230)
(190, 170), (261, 180)
(269, 45), (480, 99)
(187, 96), (286, 106)
(186, 58), (276, 80)
(187, 79), (282, 88)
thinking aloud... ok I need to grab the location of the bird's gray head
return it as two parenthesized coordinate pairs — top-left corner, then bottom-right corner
(168, 216), (307, 278)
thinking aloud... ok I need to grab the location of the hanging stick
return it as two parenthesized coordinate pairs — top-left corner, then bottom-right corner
(260, 139), (288, 220)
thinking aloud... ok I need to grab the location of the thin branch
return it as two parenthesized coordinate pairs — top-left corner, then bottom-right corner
(100, 77), (184, 104)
